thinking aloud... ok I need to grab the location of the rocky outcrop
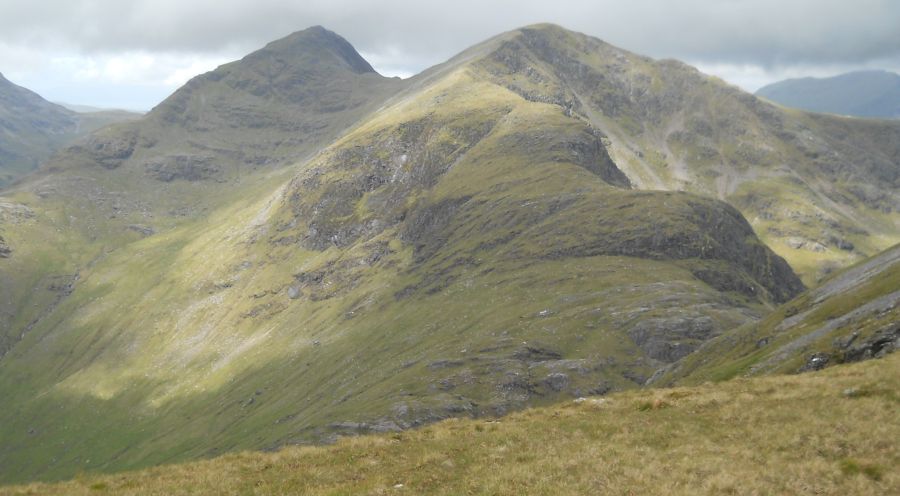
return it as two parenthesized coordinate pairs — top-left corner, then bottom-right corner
(144, 154), (221, 182)
(800, 325), (899, 373)
(834, 325), (900, 364)
(60, 130), (140, 170)
(654, 244), (900, 385)
(628, 316), (714, 363)
(0, 235), (10, 258)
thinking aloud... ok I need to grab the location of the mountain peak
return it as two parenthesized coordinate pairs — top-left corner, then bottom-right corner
(254, 25), (376, 75)
(517, 22), (568, 33)
(148, 24), (397, 127)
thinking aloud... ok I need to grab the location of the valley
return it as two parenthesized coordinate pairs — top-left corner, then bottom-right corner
(0, 23), (897, 487)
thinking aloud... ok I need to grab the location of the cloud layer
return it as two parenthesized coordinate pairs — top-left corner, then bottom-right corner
(2, 0), (898, 109)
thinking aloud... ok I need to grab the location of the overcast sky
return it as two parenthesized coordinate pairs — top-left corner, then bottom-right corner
(1, 0), (898, 111)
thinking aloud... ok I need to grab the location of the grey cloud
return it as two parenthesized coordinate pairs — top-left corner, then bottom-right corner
(1, 0), (899, 69)
(2, 0), (899, 109)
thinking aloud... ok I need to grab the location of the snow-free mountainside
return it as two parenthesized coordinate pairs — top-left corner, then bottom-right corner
(757, 70), (900, 119)
(0, 24), (897, 486)
(0, 73), (139, 188)
(3, 353), (898, 495)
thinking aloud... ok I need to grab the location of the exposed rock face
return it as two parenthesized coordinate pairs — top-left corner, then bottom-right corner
(144, 155), (220, 182)
(67, 131), (139, 170)
(654, 244), (900, 385)
(126, 224), (155, 236)
(0, 235), (9, 258)
(628, 316), (714, 363)
(835, 326), (900, 364)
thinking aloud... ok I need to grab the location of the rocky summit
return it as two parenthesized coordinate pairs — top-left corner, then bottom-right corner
(0, 24), (897, 485)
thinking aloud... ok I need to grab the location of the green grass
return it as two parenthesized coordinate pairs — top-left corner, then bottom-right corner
(1, 23), (898, 487)
(657, 244), (900, 385)
(2, 353), (897, 495)
(0, 60), (794, 484)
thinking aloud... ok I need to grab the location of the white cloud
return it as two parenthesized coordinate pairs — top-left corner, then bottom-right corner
(49, 52), (229, 86)
(1, 1), (899, 107)
(2, 51), (233, 109)
(359, 47), (423, 79)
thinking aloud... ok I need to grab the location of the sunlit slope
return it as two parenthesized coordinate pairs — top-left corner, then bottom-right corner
(3, 354), (897, 495)
(0, 26), (406, 356)
(0, 28), (801, 483)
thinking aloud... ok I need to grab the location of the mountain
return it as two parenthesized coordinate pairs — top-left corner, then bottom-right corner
(0, 73), (78, 187)
(56, 103), (143, 114)
(3, 353), (897, 495)
(653, 243), (900, 385)
(756, 70), (900, 119)
(0, 24), (896, 484)
(0, 74), (139, 188)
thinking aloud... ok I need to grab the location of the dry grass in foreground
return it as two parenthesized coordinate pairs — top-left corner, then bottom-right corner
(4, 354), (898, 495)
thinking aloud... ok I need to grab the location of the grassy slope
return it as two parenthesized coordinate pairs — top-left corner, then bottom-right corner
(493, 26), (900, 284)
(2, 353), (897, 495)
(0, 24), (896, 485)
(0, 34), (801, 483)
(656, 244), (900, 385)
(0, 74), (139, 188)
(0, 25), (406, 355)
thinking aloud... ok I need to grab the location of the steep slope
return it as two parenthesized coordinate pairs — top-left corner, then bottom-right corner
(655, 243), (900, 385)
(0, 26), (406, 358)
(0, 26), (803, 483)
(0, 73), (137, 187)
(463, 26), (899, 283)
(4, 354), (897, 495)
(757, 70), (900, 119)
(0, 73), (79, 187)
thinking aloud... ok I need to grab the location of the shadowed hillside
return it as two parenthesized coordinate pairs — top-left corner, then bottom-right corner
(0, 73), (138, 187)
(0, 24), (896, 484)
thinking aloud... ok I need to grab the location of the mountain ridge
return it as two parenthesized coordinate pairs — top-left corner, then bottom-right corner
(0, 23), (895, 484)
(756, 70), (900, 119)
(0, 73), (138, 187)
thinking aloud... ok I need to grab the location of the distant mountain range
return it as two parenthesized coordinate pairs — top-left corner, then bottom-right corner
(0, 74), (140, 188)
(756, 70), (900, 118)
(56, 102), (146, 114)
(0, 24), (897, 485)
